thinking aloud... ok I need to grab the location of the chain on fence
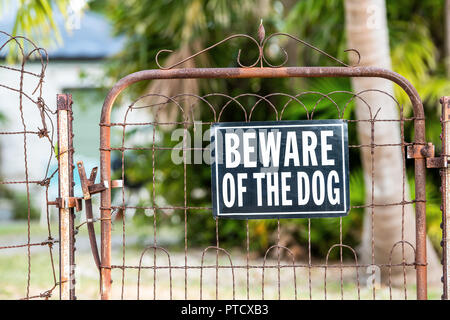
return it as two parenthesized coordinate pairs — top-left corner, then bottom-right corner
(0, 31), (59, 299)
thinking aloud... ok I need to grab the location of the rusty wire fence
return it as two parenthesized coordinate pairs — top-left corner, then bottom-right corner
(0, 28), (440, 300)
(0, 32), (59, 299)
(99, 88), (424, 300)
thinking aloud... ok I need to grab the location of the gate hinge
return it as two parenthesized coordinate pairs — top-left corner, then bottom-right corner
(76, 161), (123, 200)
(48, 197), (83, 211)
(407, 143), (450, 168)
(426, 156), (449, 169)
(407, 142), (435, 160)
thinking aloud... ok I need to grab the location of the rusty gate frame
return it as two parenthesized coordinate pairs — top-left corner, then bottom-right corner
(95, 32), (429, 300)
(440, 97), (450, 299)
(98, 67), (428, 300)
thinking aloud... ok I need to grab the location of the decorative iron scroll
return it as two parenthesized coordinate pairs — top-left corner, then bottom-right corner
(155, 21), (361, 70)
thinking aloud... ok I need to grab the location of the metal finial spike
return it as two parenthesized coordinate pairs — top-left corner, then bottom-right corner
(258, 19), (265, 44)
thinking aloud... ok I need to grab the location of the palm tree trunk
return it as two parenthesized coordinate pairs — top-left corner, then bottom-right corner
(344, 0), (440, 286)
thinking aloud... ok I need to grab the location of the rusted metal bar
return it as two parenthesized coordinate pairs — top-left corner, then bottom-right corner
(77, 161), (91, 200)
(100, 124), (112, 299)
(76, 160), (102, 270)
(410, 120), (433, 300)
(441, 96), (450, 299)
(49, 197), (82, 211)
(78, 161), (107, 196)
(89, 183), (107, 194)
(68, 104), (76, 300)
(100, 67), (424, 120)
(99, 66), (428, 300)
(89, 167), (98, 184)
(407, 143), (435, 160)
(415, 157), (428, 300)
(57, 94), (75, 300)
(427, 157), (448, 169)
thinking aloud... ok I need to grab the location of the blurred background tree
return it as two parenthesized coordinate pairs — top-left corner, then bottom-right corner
(344, 0), (441, 284)
(1, 0), (72, 50)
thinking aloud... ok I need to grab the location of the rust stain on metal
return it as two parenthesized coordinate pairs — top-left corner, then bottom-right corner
(440, 96), (450, 299)
(407, 143), (435, 159)
(427, 157), (448, 169)
(48, 197), (82, 211)
(77, 161), (91, 200)
(57, 94), (74, 300)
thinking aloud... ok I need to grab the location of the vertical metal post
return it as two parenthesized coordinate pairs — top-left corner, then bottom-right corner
(100, 119), (112, 299)
(413, 111), (428, 300)
(415, 156), (428, 300)
(57, 94), (75, 300)
(441, 96), (450, 299)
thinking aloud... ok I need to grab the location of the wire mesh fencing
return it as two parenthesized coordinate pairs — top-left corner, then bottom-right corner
(98, 87), (427, 300)
(0, 32), (59, 299)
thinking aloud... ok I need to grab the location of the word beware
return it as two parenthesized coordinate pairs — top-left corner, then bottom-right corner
(211, 120), (349, 219)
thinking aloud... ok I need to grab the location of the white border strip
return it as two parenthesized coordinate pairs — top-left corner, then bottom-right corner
(214, 123), (347, 216)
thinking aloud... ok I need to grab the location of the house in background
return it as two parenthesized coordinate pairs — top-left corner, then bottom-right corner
(0, 10), (125, 223)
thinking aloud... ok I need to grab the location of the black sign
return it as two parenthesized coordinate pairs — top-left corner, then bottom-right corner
(210, 120), (349, 219)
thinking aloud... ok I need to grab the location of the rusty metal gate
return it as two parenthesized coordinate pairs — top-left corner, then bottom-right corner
(88, 29), (428, 300)
(53, 29), (448, 300)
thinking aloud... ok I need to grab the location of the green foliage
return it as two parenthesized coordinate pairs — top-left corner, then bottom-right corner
(89, 0), (278, 92)
(0, 186), (39, 220)
(390, 16), (450, 115)
(11, 0), (67, 40)
(1, 0), (72, 60)
(0, 112), (6, 124)
(285, 0), (346, 65)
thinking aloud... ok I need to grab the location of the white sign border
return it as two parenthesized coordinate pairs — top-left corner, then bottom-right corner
(213, 123), (347, 216)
